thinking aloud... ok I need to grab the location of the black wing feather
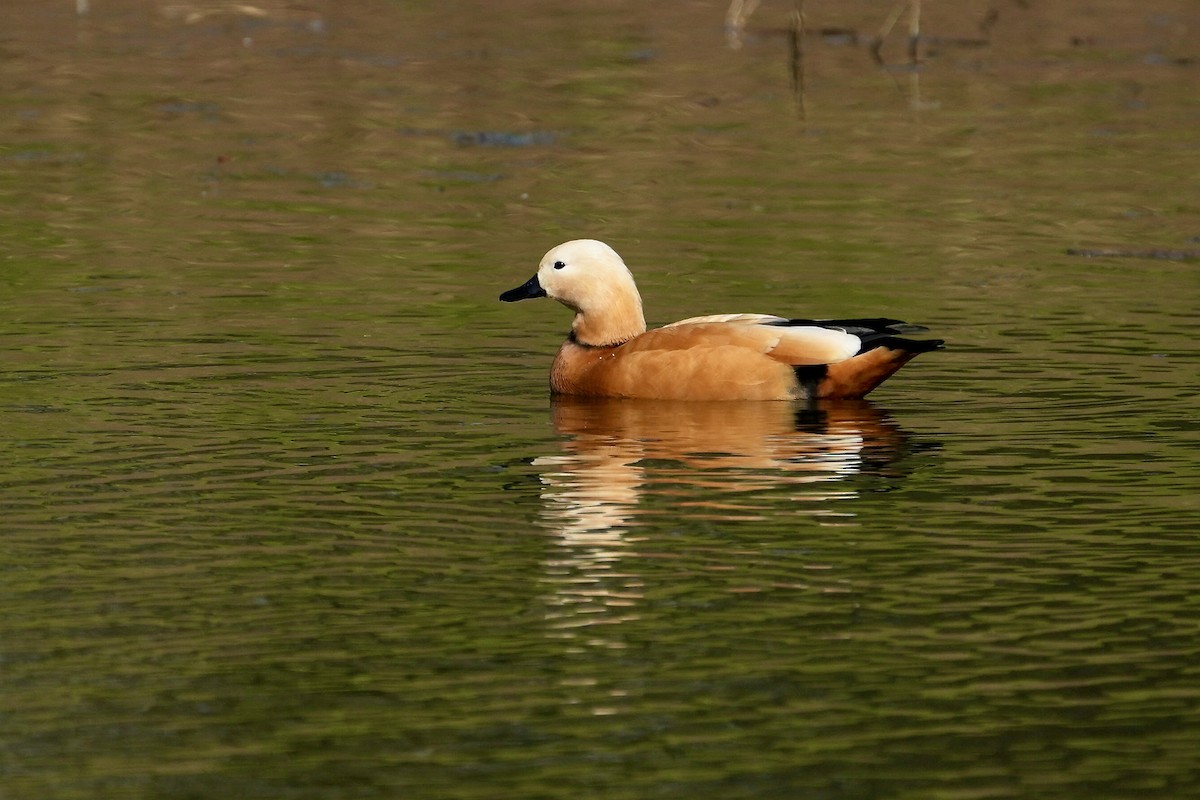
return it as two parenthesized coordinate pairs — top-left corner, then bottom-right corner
(767, 317), (942, 355)
(768, 317), (928, 335)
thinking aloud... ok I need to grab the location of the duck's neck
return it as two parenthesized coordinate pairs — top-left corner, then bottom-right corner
(571, 293), (646, 347)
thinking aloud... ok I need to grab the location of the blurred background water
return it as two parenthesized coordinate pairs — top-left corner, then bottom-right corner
(1, 1), (1198, 797)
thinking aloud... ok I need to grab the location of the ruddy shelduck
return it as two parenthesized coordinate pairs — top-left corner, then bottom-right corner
(500, 239), (943, 401)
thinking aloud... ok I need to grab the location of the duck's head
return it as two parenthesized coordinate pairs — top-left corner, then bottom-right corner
(500, 239), (647, 346)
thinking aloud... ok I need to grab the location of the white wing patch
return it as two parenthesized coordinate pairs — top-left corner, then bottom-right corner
(770, 325), (862, 363)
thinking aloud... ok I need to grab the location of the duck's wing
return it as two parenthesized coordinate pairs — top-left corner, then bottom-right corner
(667, 315), (927, 335)
(627, 319), (862, 365)
(668, 315), (942, 355)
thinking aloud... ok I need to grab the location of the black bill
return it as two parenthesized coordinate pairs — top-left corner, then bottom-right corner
(499, 274), (547, 302)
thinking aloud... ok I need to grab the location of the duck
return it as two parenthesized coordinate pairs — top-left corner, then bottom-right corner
(500, 239), (943, 401)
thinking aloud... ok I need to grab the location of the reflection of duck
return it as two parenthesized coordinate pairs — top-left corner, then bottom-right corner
(533, 397), (932, 646)
(501, 240), (942, 401)
(543, 396), (918, 507)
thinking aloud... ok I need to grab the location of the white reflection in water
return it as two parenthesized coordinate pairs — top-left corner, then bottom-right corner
(533, 398), (918, 649)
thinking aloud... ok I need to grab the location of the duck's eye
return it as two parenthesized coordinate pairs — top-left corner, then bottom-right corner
(553, 260), (566, 270)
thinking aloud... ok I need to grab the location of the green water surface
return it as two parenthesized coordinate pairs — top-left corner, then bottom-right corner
(2, 1), (1198, 797)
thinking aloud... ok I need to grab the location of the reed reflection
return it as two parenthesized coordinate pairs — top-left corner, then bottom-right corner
(726, 0), (931, 115)
(533, 397), (923, 647)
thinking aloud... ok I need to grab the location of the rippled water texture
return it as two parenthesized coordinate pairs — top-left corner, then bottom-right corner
(2, 0), (1198, 797)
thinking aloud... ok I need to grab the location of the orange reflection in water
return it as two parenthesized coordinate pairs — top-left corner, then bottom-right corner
(533, 397), (921, 649)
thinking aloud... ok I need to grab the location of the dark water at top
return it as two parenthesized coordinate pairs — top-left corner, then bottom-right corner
(2, 1), (1198, 797)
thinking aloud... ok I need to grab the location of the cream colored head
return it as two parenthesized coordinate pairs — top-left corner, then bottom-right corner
(501, 239), (647, 347)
